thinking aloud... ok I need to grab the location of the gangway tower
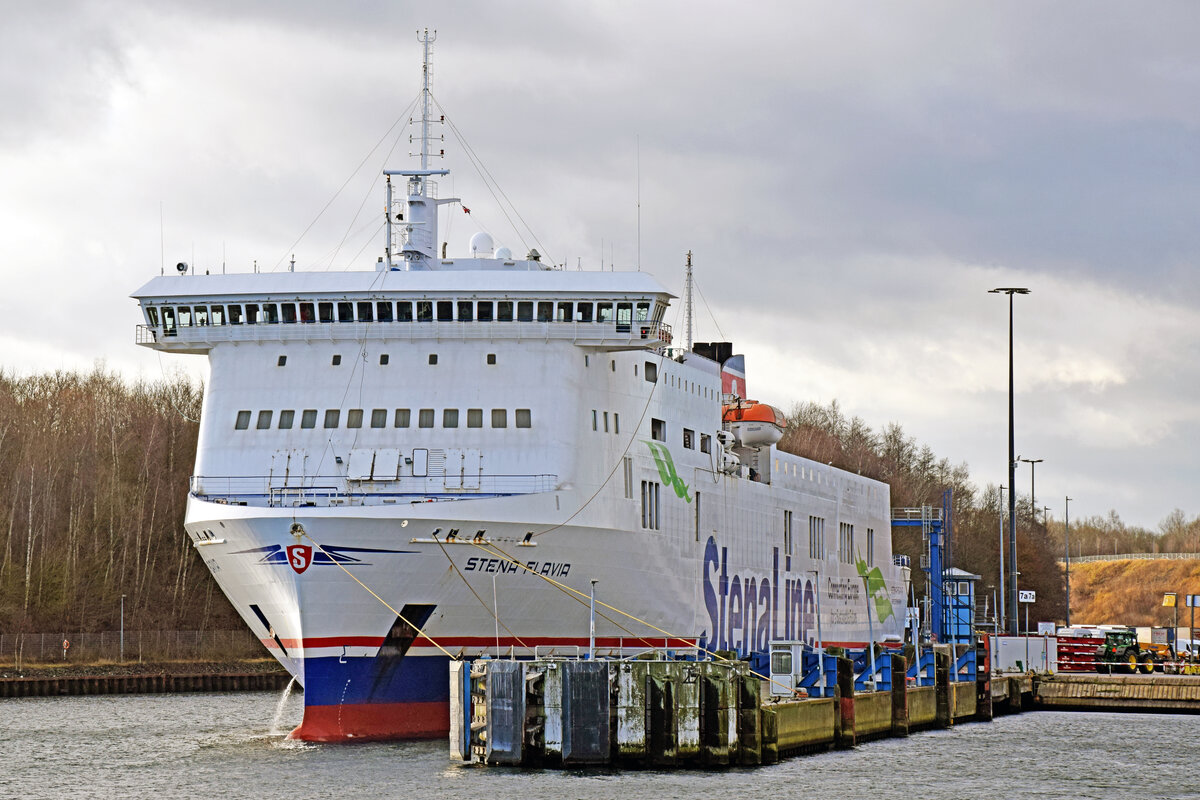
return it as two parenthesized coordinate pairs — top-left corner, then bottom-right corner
(891, 489), (956, 643)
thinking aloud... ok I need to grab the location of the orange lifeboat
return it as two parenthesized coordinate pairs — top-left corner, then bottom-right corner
(722, 400), (786, 447)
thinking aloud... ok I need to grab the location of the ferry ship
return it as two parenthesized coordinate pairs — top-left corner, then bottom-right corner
(131, 33), (908, 742)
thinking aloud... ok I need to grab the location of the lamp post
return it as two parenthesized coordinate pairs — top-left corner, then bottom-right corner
(120, 594), (126, 663)
(1064, 497), (1072, 627)
(998, 485), (1006, 633)
(990, 286), (1030, 635)
(589, 580), (598, 659)
(1020, 457), (1044, 525)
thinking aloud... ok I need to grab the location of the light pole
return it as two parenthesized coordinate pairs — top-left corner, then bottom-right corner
(998, 485), (1006, 633)
(1064, 497), (1072, 627)
(589, 580), (598, 659)
(1020, 457), (1044, 525)
(120, 594), (126, 663)
(991, 286), (1030, 635)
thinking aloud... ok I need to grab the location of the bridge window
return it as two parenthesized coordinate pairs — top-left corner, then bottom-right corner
(419, 409), (434, 428)
(337, 302), (353, 322)
(491, 409), (507, 428)
(376, 301), (393, 322)
(256, 410), (272, 430)
(577, 303), (593, 322)
(245, 304), (260, 324)
(357, 302), (373, 322)
(318, 302), (333, 322)
(324, 409), (340, 429)
(467, 408), (483, 428)
(227, 305), (242, 325)
(537, 302), (553, 322)
(515, 409), (532, 428)
(397, 301), (413, 322)
(394, 408), (411, 428)
(347, 409), (363, 429)
(194, 306), (209, 326)
(416, 301), (433, 321)
(616, 302), (632, 332)
(597, 302), (613, 323)
(299, 302), (314, 322)
(517, 301), (533, 322)
(556, 301), (573, 322)
(262, 304), (279, 324)
(477, 301), (493, 321)
(436, 301), (453, 321)
(178, 306), (193, 327)
(301, 410), (317, 429)
(146, 307), (160, 326)
(443, 409), (459, 428)
(211, 305), (225, 325)
(281, 303), (296, 323)
(457, 301), (473, 321)
(234, 410), (251, 430)
(636, 301), (651, 322)
(497, 301), (514, 321)
(371, 409), (387, 428)
(278, 410), (294, 429)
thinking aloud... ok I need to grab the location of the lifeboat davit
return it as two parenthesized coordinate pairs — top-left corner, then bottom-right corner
(722, 400), (786, 448)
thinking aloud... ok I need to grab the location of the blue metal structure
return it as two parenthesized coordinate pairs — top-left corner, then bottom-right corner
(943, 568), (981, 646)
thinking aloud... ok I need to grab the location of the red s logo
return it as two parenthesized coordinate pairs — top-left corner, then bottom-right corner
(287, 544), (312, 574)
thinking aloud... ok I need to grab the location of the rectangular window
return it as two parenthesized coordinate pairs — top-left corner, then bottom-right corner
(357, 302), (373, 322)
(419, 408), (434, 428)
(347, 409), (363, 428)
(784, 510), (793, 555)
(443, 408), (459, 428)
(597, 302), (613, 323)
(324, 409), (340, 429)
(436, 300), (453, 321)
(491, 409), (507, 428)
(577, 303), (593, 322)
(262, 303), (279, 324)
(245, 304), (260, 324)
(867, 528), (875, 566)
(603, 412), (609, 433)
(556, 301), (573, 322)
(616, 302), (632, 332)
(281, 303), (296, 323)
(397, 301), (413, 322)
(592, 410), (598, 431)
(536, 301), (553, 322)
(641, 481), (661, 530)
(636, 301), (651, 322)
(515, 409), (532, 428)
(651, 418), (665, 442)
(234, 410), (251, 430)
(394, 408), (411, 428)
(839, 522), (854, 564)
(623, 456), (633, 499)
(318, 302), (333, 323)
(416, 301), (433, 321)
(147, 306), (160, 327)
(227, 305), (242, 325)
(809, 516), (825, 560)
(277, 410), (295, 429)
(337, 302), (353, 322)
(700, 434), (711, 454)
(683, 428), (694, 449)
(457, 301), (473, 321)
(301, 409), (317, 429)
(210, 305), (226, 325)
(194, 306), (209, 326)
(299, 302), (314, 323)
(467, 408), (483, 428)
(376, 301), (393, 322)
(498, 301), (514, 321)
(644, 361), (658, 382)
(178, 306), (192, 327)
(371, 409), (387, 428)
(516, 301), (533, 322)
(477, 301), (493, 321)
(256, 410), (272, 430)
(694, 491), (701, 541)
(613, 413), (619, 434)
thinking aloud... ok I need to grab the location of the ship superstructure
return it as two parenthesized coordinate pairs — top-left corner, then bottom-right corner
(131, 32), (908, 741)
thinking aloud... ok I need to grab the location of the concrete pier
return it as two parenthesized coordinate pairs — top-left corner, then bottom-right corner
(0, 671), (292, 697)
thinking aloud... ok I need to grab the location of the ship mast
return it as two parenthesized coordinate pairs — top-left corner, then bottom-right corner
(684, 250), (694, 352)
(383, 28), (458, 271)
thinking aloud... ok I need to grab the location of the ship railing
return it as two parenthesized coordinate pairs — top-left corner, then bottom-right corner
(190, 473), (558, 506)
(135, 319), (673, 351)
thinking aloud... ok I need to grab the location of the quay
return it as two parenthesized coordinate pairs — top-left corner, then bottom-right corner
(0, 670), (292, 698)
(453, 647), (1200, 768)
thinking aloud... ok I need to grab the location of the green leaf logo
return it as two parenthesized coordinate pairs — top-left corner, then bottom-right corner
(856, 556), (895, 623)
(644, 441), (692, 502)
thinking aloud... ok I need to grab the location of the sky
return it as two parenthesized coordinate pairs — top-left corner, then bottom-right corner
(2, 1), (1198, 530)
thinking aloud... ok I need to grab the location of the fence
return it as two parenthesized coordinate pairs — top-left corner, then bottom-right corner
(1061, 552), (1200, 564)
(0, 630), (266, 666)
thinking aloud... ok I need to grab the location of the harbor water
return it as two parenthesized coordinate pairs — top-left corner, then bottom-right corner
(4, 690), (1199, 799)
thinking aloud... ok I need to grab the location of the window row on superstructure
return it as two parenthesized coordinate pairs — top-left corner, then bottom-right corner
(234, 407), (533, 430)
(145, 298), (664, 331)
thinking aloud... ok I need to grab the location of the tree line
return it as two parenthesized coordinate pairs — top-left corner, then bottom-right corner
(0, 367), (241, 635)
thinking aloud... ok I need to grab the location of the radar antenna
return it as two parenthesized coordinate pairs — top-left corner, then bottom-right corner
(684, 250), (694, 352)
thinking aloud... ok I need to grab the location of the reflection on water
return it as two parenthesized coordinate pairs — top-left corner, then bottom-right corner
(3, 690), (1200, 800)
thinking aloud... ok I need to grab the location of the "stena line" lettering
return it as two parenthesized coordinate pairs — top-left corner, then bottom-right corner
(701, 535), (822, 655)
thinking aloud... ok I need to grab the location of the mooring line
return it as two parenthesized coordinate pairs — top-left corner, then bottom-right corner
(431, 533), (531, 651)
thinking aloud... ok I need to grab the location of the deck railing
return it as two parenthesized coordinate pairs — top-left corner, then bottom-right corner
(191, 473), (558, 507)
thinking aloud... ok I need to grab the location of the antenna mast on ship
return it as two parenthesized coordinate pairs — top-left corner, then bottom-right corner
(383, 28), (458, 271)
(684, 250), (694, 352)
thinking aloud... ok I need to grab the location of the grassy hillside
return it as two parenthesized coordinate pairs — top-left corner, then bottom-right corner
(1069, 559), (1200, 627)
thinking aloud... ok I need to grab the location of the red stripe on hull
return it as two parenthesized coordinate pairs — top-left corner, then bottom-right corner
(288, 701), (449, 742)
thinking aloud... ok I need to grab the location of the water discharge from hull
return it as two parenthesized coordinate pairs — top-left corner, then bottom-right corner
(270, 676), (298, 736)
